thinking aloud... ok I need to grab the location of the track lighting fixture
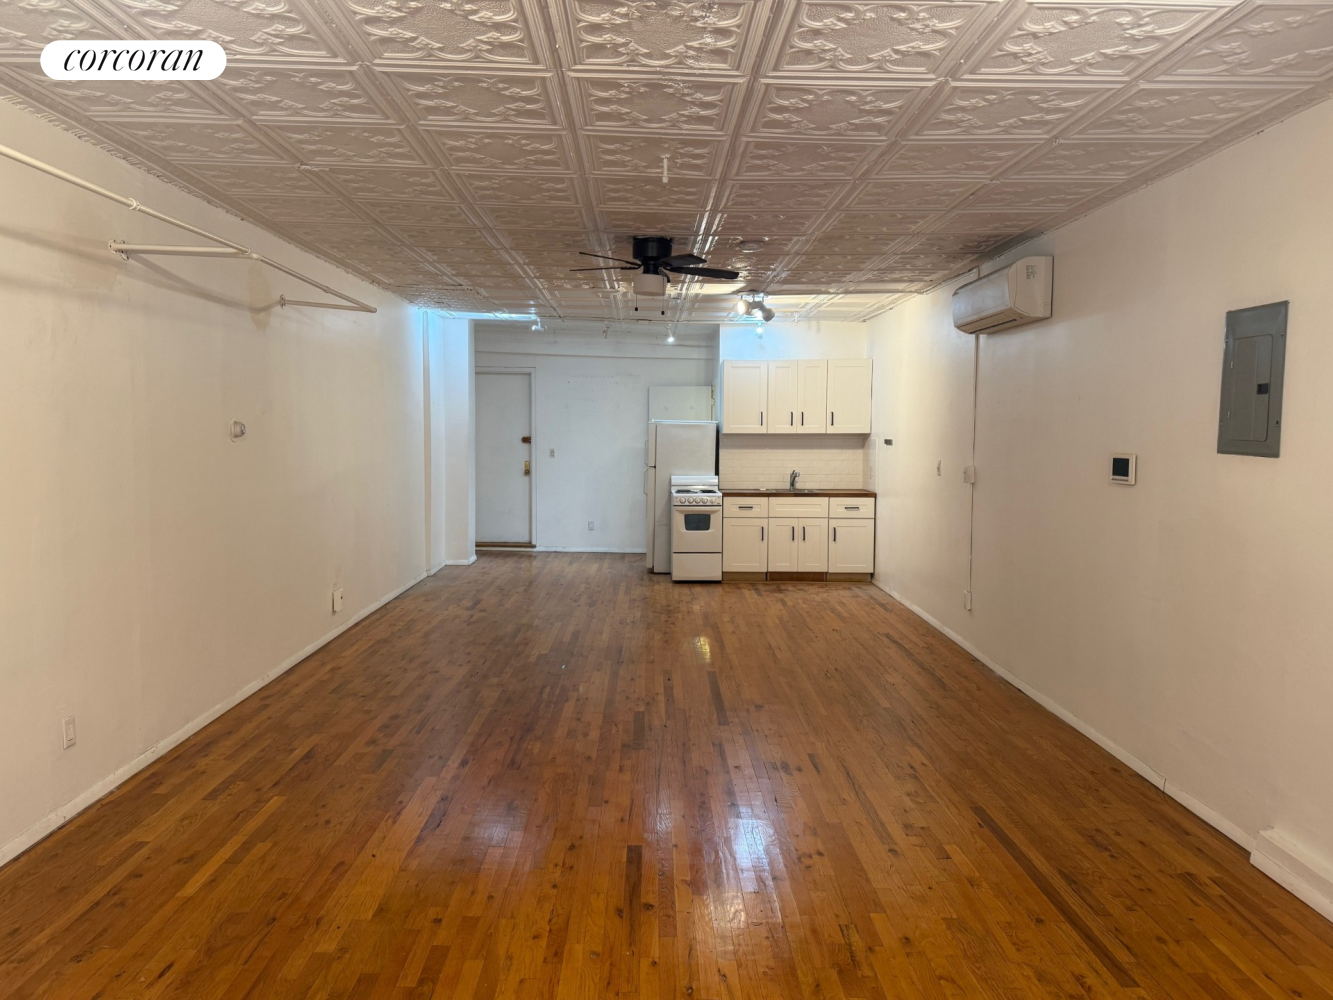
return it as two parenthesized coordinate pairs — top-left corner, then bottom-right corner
(737, 290), (774, 323)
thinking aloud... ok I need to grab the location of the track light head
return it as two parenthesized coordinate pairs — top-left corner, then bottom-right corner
(759, 305), (775, 323)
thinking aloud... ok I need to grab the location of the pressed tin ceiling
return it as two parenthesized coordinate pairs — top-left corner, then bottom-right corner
(3, 1), (1333, 321)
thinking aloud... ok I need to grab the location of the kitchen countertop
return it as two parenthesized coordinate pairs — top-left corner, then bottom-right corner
(723, 488), (876, 498)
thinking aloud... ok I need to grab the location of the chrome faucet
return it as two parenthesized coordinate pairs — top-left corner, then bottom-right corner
(789, 469), (800, 491)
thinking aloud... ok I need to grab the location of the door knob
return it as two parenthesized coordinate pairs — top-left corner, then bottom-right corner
(524, 461), (531, 476)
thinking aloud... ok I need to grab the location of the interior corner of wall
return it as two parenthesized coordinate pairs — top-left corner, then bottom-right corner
(1251, 829), (1333, 924)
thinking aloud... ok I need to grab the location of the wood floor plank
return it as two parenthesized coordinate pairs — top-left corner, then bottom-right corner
(1, 552), (1331, 999)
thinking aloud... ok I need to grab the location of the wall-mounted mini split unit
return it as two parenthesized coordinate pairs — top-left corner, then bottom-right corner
(952, 256), (1054, 334)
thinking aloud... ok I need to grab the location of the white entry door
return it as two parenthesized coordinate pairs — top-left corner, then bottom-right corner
(476, 371), (532, 544)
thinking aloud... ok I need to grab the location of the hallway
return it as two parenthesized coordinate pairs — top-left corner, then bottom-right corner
(2, 553), (1330, 999)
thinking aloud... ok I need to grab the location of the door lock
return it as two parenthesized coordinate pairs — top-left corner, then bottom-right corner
(524, 460), (531, 476)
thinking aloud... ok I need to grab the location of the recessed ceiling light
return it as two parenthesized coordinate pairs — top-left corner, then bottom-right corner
(736, 239), (766, 254)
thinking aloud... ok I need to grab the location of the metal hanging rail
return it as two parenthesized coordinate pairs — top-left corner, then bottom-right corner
(0, 141), (376, 314)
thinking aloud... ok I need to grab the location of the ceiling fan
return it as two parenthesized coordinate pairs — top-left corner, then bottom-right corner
(572, 236), (740, 298)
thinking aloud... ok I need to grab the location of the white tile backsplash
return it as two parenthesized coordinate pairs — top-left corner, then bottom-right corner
(720, 435), (875, 491)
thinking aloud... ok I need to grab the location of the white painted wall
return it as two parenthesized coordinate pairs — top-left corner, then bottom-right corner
(476, 324), (716, 551)
(719, 319), (874, 491)
(0, 103), (427, 865)
(870, 97), (1333, 916)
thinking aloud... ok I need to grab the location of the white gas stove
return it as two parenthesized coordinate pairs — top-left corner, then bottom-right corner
(669, 476), (722, 582)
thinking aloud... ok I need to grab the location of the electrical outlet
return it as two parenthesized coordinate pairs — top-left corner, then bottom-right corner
(332, 588), (344, 614)
(549, 448), (555, 458)
(963, 465), (977, 484)
(964, 591), (973, 611)
(587, 520), (595, 531)
(62, 715), (76, 749)
(936, 460), (942, 476)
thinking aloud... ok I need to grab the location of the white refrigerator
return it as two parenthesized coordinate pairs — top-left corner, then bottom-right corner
(645, 420), (717, 573)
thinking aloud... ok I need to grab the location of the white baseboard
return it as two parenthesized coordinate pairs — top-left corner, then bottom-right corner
(1252, 829), (1333, 923)
(534, 546), (644, 554)
(0, 571), (427, 871)
(876, 583), (1333, 925)
(443, 555), (478, 566)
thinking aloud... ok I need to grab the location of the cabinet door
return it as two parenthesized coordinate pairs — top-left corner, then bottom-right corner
(768, 519), (798, 571)
(723, 518), (768, 573)
(829, 519), (874, 573)
(827, 359), (872, 434)
(797, 360), (827, 434)
(797, 519), (828, 573)
(723, 361), (768, 433)
(768, 361), (798, 432)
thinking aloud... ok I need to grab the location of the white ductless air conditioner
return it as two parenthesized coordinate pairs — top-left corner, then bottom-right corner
(952, 256), (1053, 334)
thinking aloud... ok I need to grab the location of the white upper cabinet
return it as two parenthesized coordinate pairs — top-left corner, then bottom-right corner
(722, 361), (768, 433)
(797, 360), (827, 434)
(767, 361), (799, 432)
(721, 358), (870, 435)
(827, 359), (872, 434)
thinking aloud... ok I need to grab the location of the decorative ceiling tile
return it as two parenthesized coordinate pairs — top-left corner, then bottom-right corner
(588, 134), (722, 175)
(825, 210), (936, 233)
(595, 177), (712, 208)
(961, 178), (1116, 210)
(180, 162), (329, 196)
(1073, 86), (1300, 136)
(600, 209), (707, 234)
(322, 166), (452, 200)
(214, 67), (391, 121)
(565, 0), (753, 71)
(105, 120), (284, 161)
(263, 123), (427, 164)
(733, 139), (877, 178)
(389, 226), (497, 246)
(485, 205), (588, 229)
(4, 0), (1332, 319)
(846, 178), (979, 210)
(383, 72), (556, 125)
(575, 77), (737, 132)
(459, 174), (581, 205)
(361, 200), (475, 227)
(427, 129), (572, 171)
(710, 211), (822, 234)
(1009, 138), (1192, 177)
(772, 1), (995, 75)
(238, 195), (365, 223)
(102, 0), (340, 59)
(0, 68), (226, 119)
(913, 85), (1111, 135)
(969, 4), (1221, 79)
(0, 0), (115, 50)
(340, 0), (537, 64)
(720, 180), (845, 211)
(935, 209), (1054, 231)
(752, 84), (921, 136)
(1160, 4), (1333, 80)
(874, 139), (1041, 176)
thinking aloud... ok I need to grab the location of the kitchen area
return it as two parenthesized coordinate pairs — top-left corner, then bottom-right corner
(647, 329), (877, 584)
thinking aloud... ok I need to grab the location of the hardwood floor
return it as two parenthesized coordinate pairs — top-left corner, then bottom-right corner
(2, 553), (1331, 999)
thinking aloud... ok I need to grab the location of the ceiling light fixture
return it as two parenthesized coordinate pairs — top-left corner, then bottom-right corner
(736, 239), (766, 254)
(738, 290), (775, 324)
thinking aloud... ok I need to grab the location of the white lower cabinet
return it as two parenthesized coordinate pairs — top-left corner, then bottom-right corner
(722, 518), (768, 572)
(797, 519), (828, 572)
(829, 518), (875, 573)
(767, 519), (797, 571)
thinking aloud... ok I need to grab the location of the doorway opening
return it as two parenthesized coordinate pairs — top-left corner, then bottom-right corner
(476, 370), (534, 547)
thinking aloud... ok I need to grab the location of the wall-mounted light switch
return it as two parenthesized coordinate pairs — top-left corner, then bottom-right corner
(62, 716), (76, 749)
(332, 588), (344, 613)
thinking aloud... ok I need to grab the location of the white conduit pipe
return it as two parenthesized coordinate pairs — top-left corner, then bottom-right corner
(0, 141), (376, 314)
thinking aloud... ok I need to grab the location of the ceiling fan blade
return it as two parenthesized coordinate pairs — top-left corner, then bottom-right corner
(570, 265), (639, 272)
(660, 253), (706, 268)
(664, 265), (741, 280)
(578, 251), (639, 266)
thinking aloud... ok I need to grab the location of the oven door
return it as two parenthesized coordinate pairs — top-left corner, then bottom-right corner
(671, 505), (722, 553)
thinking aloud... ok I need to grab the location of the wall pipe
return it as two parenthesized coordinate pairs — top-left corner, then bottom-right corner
(0, 141), (377, 314)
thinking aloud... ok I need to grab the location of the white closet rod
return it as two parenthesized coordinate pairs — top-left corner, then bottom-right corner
(0, 141), (376, 314)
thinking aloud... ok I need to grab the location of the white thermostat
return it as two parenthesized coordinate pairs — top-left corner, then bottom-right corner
(1111, 453), (1137, 485)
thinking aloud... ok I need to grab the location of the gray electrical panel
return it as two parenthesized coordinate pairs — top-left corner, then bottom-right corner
(1218, 301), (1287, 458)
